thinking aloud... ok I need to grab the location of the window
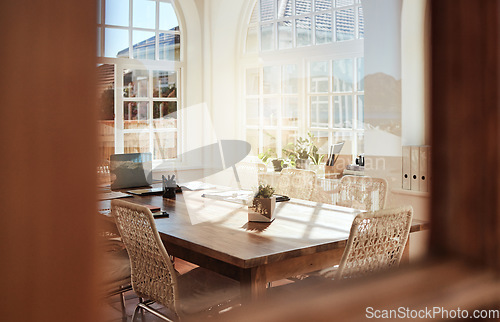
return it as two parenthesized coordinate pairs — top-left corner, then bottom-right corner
(97, 0), (182, 165)
(243, 0), (364, 158)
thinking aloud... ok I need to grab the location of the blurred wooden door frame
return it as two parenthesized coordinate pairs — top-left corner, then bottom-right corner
(0, 0), (499, 321)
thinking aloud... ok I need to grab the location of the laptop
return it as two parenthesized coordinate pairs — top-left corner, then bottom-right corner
(109, 152), (153, 190)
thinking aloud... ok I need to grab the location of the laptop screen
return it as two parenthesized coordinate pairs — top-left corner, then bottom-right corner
(109, 153), (153, 190)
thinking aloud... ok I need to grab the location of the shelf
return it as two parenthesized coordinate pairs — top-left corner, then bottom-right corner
(391, 188), (430, 198)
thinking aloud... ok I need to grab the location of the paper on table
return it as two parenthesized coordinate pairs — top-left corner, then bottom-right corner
(180, 181), (216, 191)
(98, 191), (132, 200)
(201, 190), (253, 205)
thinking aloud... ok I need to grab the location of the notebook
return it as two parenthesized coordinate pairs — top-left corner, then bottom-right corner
(109, 152), (153, 190)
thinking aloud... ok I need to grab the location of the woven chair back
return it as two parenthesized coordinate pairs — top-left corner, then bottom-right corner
(336, 206), (413, 279)
(111, 199), (179, 316)
(337, 176), (388, 211)
(276, 168), (317, 200)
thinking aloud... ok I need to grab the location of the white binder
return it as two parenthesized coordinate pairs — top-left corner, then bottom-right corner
(410, 146), (420, 191)
(402, 146), (411, 190)
(419, 146), (430, 192)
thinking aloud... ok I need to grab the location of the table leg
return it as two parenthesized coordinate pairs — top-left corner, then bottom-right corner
(240, 266), (267, 302)
(401, 239), (410, 265)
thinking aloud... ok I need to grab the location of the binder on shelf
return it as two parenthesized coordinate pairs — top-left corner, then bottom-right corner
(402, 146), (411, 190)
(419, 145), (430, 192)
(410, 146), (420, 191)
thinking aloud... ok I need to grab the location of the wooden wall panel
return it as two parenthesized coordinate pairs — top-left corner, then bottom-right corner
(429, 0), (500, 269)
(0, 1), (99, 321)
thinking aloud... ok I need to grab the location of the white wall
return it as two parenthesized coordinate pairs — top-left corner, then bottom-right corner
(401, 0), (428, 146)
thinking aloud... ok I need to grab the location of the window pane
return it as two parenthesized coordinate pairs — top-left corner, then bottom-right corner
(336, 9), (355, 41)
(246, 68), (260, 95)
(153, 71), (176, 98)
(311, 61), (329, 93)
(159, 2), (178, 30)
(105, 28), (129, 58)
(105, 0), (129, 27)
(296, 0), (311, 15)
(153, 131), (177, 159)
(263, 97), (279, 126)
(356, 57), (364, 91)
(260, 0), (275, 21)
(283, 97), (298, 127)
(133, 0), (156, 29)
(263, 129), (277, 154)
(335, 0), (354, 7)
(246, 26), (259, 53)
(358, 6), (364, 39)
(315, 0), (332, 11)
(309, 130), (329, 154)
(315, 13), (332, 44)
(261, 24), (274, 51)
(263, 66), (281, 94)
(97, 64), (116, 165)
(311, 96), (329, 128)
(123, 102), (149, 129)
(283, 64), (298, 94)
(296, 17), (312, 47)
(123, 69), (148, 97)
(278, 0), (293, 18)
(281, 130), (298, 151)
(159, 32), (180, 61)
(246, 98), (260, 126)
(332, 131), (353, 154)
(153, 102), (177, 128)
(246, 129), (260, 156)
(133, 30), (156, 60)
(333, 95), (353, 128)
(124, 132), (150, 153)
(357, 95), (364, 129)
(278, 21), (293, 49)
(333, 58), (353, 92)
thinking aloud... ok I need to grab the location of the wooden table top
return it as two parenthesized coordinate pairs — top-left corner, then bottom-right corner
(100, 186), (428, 269)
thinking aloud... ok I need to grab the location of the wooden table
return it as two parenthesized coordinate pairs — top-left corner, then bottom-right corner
(99, 186), (428, 301)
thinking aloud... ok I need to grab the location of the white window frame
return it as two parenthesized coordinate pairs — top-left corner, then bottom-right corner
(97, 0), (184, 167)
(241, 0), (364, 159)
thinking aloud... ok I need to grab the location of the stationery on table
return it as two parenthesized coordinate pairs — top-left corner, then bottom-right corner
(325, 142), (345, 166)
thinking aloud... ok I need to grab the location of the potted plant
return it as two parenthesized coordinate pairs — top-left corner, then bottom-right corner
(271, 158), (284, 172)
(283, 132), (323, 170)
(248, 184), (276, 222)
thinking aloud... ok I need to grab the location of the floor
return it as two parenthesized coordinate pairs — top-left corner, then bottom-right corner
(101, 258), (198, 322)
(102, 258), (294, 322)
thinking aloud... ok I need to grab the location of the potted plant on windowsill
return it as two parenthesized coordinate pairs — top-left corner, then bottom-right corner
(248, 184), (276, 222)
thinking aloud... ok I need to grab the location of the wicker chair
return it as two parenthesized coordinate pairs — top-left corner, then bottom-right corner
(111, 199), (240, 321)
(335, 175), (388, 211)
(276, 168), (317, 200)
(320, 206), (413, 280)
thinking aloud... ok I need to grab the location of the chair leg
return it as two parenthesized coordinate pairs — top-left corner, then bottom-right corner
(119, 292), (127, 321)
(131, 304), (141, 322)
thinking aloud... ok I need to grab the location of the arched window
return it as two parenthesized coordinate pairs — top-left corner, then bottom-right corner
(242, 0), (364, 159)
(96, 0), (182, 166)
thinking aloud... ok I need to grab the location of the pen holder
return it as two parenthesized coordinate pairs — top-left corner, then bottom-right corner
(163, 187), (176, 200)
(325, 165), (339, 179)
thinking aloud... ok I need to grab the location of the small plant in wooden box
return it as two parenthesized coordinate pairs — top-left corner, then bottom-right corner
(248, 184), (276, 222)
